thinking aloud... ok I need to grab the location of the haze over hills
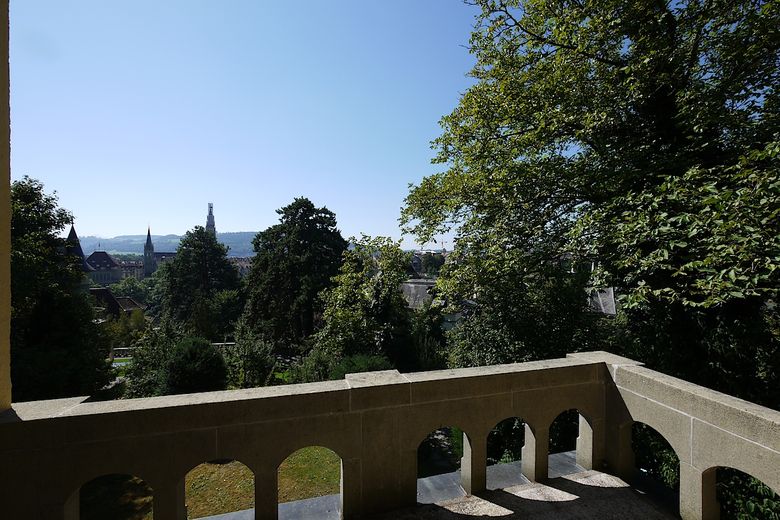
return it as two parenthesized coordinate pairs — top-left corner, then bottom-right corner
(78, 232), (258, 257)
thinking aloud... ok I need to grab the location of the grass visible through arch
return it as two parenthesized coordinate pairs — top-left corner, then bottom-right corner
(278, 446), (341, 503)
(80, 448), (341, 519)
(79, 474), (153, 520)
(185, 460), (254, 518)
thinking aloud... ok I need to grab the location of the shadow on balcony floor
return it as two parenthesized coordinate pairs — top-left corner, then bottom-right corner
(372, 470), (677, 519)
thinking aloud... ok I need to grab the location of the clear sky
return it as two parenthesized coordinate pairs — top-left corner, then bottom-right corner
(10, 1), (478, 249)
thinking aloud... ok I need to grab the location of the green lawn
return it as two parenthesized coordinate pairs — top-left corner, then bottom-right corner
(278, 446), (341, 503)
(185, 460), (254, 518)
(79, 447), (341, 519)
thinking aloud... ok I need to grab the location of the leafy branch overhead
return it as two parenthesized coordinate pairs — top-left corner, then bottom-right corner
(402, 0), (780, 308)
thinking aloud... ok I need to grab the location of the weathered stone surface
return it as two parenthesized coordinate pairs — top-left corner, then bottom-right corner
(1, 352), (778, 519)
(368, 471), (676, 519)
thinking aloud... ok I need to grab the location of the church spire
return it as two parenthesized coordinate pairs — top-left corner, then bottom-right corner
(206, 203), (216, 235)
(144, 226), (156, 277)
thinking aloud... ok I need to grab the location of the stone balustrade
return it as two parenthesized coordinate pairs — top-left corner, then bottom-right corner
(0, 351), (778, 520)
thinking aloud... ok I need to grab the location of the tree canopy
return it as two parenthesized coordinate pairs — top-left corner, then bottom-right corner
(402, 2), (779, 514)
(311, 236), (413, 370)
(164, 337), (227, 395)
(10, 177), (110, 401)
(162, 226), (242, 341)
(243, 197), (347, 351)
(402, 0), (779, 309)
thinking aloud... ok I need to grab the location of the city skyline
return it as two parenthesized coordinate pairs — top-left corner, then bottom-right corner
(10, 1), (478, 248)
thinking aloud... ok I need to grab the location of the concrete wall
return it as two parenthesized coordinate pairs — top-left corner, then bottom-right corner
(568, 353), (780, 520)
(0, 358), (606, 520)
(0, 0), (10, 412)
(0, 353), (777, 519)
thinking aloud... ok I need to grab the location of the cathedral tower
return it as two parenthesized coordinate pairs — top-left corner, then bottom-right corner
(206, 203), (216, 235)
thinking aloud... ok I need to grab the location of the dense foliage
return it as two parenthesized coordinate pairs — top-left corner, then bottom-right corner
(124, 326), (179, 398)
(224, 318), (277, 389)
(162, 226), (242, 341)
(127, 324), (273, 397)
(446, 266), (614, 367)
(307, 236), (413, 373)
(102, 309), (145, 356)
(109, 276), (150, 305)
(164, 337), (227, 395)
(402, 0), (779, 514)
(10, 177), (111, 401)
(243, 198), (347, 352)
(420, 252), (445, 277)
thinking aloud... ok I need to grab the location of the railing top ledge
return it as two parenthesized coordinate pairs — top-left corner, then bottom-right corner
(567, 351), (643, 368)
(404, 356), (600, 383)
(614, 364), (780, 424)
(2, 352), (627, 425)
(4, 379), (349, 423)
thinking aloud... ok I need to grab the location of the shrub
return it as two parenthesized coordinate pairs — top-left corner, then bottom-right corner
(223, 336), (275, 389)
(165, 337), (227, 395)
(328, 354), (393, 380)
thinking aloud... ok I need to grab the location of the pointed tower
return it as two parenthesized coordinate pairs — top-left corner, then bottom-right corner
(205, 203), (216, 235)
(143, 226), (157, 277)
(65, 224), (93, 272)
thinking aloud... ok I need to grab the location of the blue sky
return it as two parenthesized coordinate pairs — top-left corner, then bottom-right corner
(10, 1), (478, 248)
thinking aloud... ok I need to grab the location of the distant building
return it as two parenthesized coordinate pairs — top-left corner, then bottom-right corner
(400, 279), (436, 309)
(143, 227), (176, 277)
(206, 203), (216, 235)
(119, 260), (144, 281)
(90, 287), (143, 320)
(65, 225), (94, 274)
(86, 251), (123, 285)
(229, 257), (252, 277)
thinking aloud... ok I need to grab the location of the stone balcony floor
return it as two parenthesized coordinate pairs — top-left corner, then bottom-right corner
(370, 470), (677, 519)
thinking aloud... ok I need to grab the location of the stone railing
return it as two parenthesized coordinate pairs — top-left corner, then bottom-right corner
(0, 351), (777, 520)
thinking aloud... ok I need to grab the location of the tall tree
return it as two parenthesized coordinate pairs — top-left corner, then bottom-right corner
(162, 226), (242, 341)
(402, 0), (779, 394)
(10, 177), (111, 401)
(309, 236), (413, 373)
(402, 1), (780, 514)
(243, 198), (347, 351)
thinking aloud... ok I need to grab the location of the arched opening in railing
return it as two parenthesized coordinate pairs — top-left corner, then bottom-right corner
(711, 467), (780, 519)
(548, 409), (589, 477)
(486, 416), (526, 490)
(278, 446), (341, 519)
(417, 427), (468, 504)
(631, 422), (680, 514)
(185, 459), (254, 519)
(78, 473), (153, 519)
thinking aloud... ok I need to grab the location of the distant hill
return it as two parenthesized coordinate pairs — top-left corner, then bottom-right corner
(78, 231), (258, 257)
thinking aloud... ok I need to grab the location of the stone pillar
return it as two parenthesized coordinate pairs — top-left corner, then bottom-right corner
(253, 467), (278, 520)
(0, 0), (11, 412)
(154, 479), (186, 520)
(576, 415), (606, 471)
(521, 423), (548, 482)
(461, 431), (486, 495)
(400, 448), (419, 507)
(605, 421), (635, 481)
(341, 457), (362, 519)
(679, 463), (720, 520)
